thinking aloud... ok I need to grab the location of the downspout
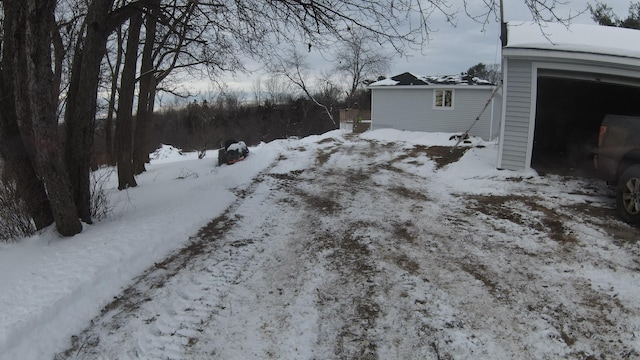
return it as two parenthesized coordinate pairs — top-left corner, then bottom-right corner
(489, 92), (495, 141)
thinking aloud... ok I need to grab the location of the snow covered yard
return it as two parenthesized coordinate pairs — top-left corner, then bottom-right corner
(1, 129), (639, 359)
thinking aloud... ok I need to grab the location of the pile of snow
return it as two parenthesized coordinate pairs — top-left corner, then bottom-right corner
(149, 144), (184, 162)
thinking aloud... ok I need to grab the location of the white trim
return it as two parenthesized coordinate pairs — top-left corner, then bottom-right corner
(502, 48), (640, 68)
(497, 58), (508, 169)
(432, 88), (455, 110)
(524, 62), (539, 170)
(535, 63), (640, 85)
(522, 61), (640, 170)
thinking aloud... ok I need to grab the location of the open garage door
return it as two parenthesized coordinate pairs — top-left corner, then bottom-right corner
(532, 70), (640, 177)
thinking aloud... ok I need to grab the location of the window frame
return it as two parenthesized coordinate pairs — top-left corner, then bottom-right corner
(433, 89), (455, 110)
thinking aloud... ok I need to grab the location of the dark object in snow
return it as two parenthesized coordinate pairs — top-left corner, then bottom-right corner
(593, 114), (640, 225)
(449, 133), (469, 141)
(218, 139), (249, 166)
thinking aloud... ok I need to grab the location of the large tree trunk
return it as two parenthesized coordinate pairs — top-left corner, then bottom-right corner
(115, 13), (142, 190)
(0, 84), (54, 230)
(0, 5), (54, 230)
(64, 0), (114, 224)
(133, 1), (160, 175)
(4, 0), (81, 236)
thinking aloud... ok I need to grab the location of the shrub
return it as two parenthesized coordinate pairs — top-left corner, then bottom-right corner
(90, 167), (114, 221)
(0, 179), (36, 243)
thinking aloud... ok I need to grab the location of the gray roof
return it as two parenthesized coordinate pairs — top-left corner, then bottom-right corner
(370, 72), (494, 87)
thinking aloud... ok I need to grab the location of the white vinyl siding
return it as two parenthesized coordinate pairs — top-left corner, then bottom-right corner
(371, 86), (499, 140)
(499, 59), (533, 170)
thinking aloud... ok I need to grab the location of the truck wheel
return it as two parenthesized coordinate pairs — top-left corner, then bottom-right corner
(616, 164), (640, 225)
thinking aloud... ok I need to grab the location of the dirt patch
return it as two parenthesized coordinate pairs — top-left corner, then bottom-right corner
(316, 147), (340, 166)
(458, 262), (512, 301)
(392, 221), (416, 244)
(388, 144), (469, 169)
(318, 137), (338, 145)
(298, 191), (342, 215)
(390, 253), (420, 274)
(388, 185), (430, 201)
(467, 194), (578, 244)
(426, 146), (470, 169)
(268, 170), (304, 181)
(325, 227), (380, 359)
(344, 168), (372, 184)
(565, 202), (640, 244)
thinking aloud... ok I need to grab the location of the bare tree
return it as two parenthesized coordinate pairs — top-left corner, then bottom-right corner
(271, 51), (337, 126)
(333, 31), (392, 106)
(103, 24), (125, 166)
(115, 14), (142, 190)
(132, 0), (161, 175)
(464, 0), (584, 30)
(252, 78), (262, 106)
(264, 76), (293, 106)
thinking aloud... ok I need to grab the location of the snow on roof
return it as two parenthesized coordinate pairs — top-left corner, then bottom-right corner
(505, 21), (640, 60)
(369, 72), (494, 87)
(369, 78), (399, 86)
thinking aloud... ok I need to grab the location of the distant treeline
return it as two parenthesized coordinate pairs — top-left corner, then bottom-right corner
(93, 90), (371, 166)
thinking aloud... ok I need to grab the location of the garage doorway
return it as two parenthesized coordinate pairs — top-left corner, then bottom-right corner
(532, 73), (640, 177)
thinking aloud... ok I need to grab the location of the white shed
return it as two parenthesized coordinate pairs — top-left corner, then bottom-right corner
(498, 22), (640, 174)
(369, 73), (502, 141)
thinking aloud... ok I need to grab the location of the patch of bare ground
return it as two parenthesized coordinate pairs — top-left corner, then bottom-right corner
(566, 202), (640, 245)
(467, 194), (578, 243)
(298, 190), (342, 214)
(267, 169), (304, 181)
(344, 168), (372, 185)
(425, 146), (470, 169)
(388, 185), (430, 201)
(393, 145), (470, 169)
(325, 227), (380, 359)
(318, 137), (338, 145)
(316, 146), (340, 166)
(458, 262), (509, 300)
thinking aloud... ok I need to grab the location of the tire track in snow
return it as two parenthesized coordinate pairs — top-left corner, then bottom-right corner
(57, 158), (288, 359)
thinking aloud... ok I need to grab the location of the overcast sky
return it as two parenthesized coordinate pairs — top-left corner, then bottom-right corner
(178, 0), (634, 99)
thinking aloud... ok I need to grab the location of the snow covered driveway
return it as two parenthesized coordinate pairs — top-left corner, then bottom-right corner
(58, 132), (639, 359)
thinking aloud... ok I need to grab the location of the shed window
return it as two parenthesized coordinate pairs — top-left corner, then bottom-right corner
(434, 89), (454, 109)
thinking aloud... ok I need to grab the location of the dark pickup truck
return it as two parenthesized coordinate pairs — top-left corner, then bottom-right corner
(593, 114), (640, 225)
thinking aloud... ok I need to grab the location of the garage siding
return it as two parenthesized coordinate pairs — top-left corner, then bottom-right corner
(371, 87), (498, 140)
(500, 59), (533, 170)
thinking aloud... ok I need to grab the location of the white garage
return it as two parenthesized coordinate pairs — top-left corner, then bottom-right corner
(498, 21), (640, 175)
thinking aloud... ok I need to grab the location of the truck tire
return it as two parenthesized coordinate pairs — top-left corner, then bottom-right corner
(616, 164), (640, 225)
